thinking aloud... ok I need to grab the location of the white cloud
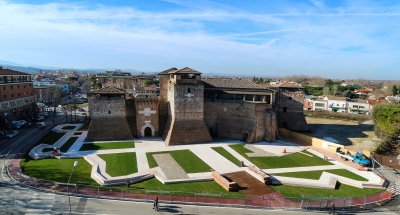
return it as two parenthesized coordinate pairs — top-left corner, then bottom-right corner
(0, 0), (399, 79)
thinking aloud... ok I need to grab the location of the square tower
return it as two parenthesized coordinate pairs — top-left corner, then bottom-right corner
(162, 67), (212, 145)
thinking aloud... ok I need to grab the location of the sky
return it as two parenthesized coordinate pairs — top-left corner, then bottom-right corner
(0, 0), (399, 80)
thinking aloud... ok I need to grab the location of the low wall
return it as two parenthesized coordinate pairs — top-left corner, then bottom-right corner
(278, 128), (371, 158)
(212, 171), (238, 192)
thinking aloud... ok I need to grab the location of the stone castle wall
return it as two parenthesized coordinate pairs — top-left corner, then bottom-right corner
(164, 81), (212, 145)
(158, 75), (169, 135)
(86, 95), (133, 141)
(276, 90), (309, 131)
(204, 101), (275, 142)
(135, 97), (159, 137)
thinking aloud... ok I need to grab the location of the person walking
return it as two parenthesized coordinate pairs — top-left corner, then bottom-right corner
(153, 196), (159, 211)
(329, 203), (336, 214)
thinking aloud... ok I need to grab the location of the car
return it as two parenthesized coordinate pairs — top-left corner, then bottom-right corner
(5, 130), (19, 139)
(10, 121), (23, 129)
(36, 115), (44, 121)
(36, 122), (47, 128)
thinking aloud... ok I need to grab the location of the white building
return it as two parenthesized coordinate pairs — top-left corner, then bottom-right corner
(324, 96), (347, 112)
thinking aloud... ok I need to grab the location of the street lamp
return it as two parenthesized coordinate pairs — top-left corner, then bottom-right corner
(68, 161), (78, 215)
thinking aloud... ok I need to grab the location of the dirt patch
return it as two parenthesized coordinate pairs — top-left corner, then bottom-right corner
(303, 117), (379, 151)
(224, 171), (275, 196)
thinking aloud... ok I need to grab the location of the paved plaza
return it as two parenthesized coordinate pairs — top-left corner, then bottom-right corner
(27, 124), (386, 190)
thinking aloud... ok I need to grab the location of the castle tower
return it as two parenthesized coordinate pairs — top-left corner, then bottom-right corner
(86, 86), (133, 141)
(162, 67), (212, 145)
(158, 67), (177, 135)
(134, 93), (160, 137)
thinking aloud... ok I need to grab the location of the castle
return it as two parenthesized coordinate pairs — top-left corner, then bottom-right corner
(86, 67), (308, 145)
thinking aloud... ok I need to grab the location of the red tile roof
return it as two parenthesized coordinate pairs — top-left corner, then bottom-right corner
(0, 67), (30, 75)
(202, 79), (265, 89)
(92, 86), (125, 94)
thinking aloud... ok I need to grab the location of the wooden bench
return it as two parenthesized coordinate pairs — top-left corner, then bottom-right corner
(247, 165), (272, 185)
(212, 171), (238, 191)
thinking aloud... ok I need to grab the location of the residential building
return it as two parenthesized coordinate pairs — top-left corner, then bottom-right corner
(0, 66), (36, 123)
(313, 100), (328, 111)
(347, 101), (370, 114)
(324, 96), (347, 112)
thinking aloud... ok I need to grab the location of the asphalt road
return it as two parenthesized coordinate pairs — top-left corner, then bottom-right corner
(0, 110), (398, 214)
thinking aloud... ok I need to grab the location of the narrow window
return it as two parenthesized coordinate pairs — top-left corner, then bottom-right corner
(11, 94), (14, 97)
(188, 87), (191, 93)
(108, 110), (111, 114)
(18, 93), (20, 96)
(283, 107), (287, 112)
(18, 85), (20, 88)
(3, 95), (6, 98)
(2, 86), (5, 90)
(288, 97), (292, 100)
(11, 86), (13, 89)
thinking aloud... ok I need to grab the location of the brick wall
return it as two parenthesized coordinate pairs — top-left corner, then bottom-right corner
(204, 101), (276, 142)
(135, 97), (159, 137)
(86, 95), (133, 141)
(158, 74), (169, 135)
(276, 90), (309, 131)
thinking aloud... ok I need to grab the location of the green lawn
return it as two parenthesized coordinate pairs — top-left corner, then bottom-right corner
(80, 141), (135, 151)
(271, 183), (383, 199)
(211, 147), (241, 167)
(122, 178), (245, 198)
(229, 144), (332, 169)
(146, 150), (211, 173)
(62, 126), (76, 130)
(20, 156), (97, 186)
(273, 169), (368, 181)
(60, 137), (79, 153)
(98, 153), (138, 177)
(34, 131), (65, 148)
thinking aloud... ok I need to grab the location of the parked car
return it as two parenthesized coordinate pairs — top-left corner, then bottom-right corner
(11, 121), (23, 129)
(5, 130), (19, 139)
(36, 115), (44, 121)
(36, 122), (47, 128)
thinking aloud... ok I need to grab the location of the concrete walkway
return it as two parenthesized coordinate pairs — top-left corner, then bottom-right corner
(28, 126), (387, 189)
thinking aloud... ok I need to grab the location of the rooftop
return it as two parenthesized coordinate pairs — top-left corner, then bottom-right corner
(268, 82), (303, 89)
(202, 79), (265, 89)
(168, 67), (202, 75)
(92, 86), (125, 94)
(0, 67), (30, 75)
(159, 67), (178, 75)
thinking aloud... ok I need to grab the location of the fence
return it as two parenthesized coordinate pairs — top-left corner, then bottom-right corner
(5, 166), (394, 211)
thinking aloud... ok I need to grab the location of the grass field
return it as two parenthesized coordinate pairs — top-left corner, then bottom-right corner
(271, 183), (383, 198)
(20, 156), (97, 186)
(59, 137), (79, 153)
(33, 131), (65, 148)
(121, 178), (245, 198)
(146, 150), (211, 173)
(80, 141), (135, 151)
(98, 153), (138, 177)
(230, 144), (332, 169)
(273, 169), (368, 181)
(211, 147), (241, 167)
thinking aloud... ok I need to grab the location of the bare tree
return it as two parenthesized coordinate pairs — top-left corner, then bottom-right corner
(82, 80), (92, 94)
(48, 86), (66, 117)
(65, 104), (76, 123)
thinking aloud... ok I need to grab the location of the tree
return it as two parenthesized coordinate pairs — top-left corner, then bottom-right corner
(144, 78), (153, 87)
(48, 86), (66, 117)
(372, 103), (400, 154)
(82, 80), (92, 94)
(392, 85), (398, 96)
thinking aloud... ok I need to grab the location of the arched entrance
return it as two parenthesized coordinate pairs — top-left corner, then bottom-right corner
(242, 132), (248, 142)
(144, 127), (152, 137)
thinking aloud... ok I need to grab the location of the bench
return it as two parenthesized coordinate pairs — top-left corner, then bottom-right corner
(247, 165), (272, 185)
(211, 171), (238, 191)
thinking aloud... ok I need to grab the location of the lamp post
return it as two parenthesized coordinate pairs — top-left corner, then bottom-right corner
(68, 161), (78, 215)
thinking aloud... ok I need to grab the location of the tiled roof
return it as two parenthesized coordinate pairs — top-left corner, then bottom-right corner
(0, 67), (30, 75)
(168, 67), (202, 74)
(159, 67), (178, 75)
(269, 82), (303, 89)
(368, 99), (388, 105)
(92, 86), (125, 94)
(202, 79), (265, 89)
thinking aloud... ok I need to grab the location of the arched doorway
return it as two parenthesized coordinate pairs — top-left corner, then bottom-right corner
(242, 132), (248, 142)
(144, 127), (152, 137)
